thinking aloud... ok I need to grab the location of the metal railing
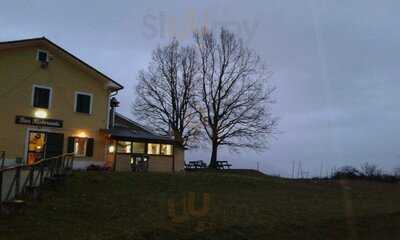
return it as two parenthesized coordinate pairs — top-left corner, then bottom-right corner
(0, 151), (5, 169)
(0, 153), (74, 205)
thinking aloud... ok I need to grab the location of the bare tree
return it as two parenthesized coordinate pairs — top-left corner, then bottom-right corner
(360, 162), (383, 178)
(191, 28), (278, 168)
(133, 39), (201, 147)
(394, 167), (400, 178)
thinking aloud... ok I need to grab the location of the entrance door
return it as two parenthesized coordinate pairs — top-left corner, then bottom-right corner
(27, 131), (64, 164)
(28, 131), (46, 165)
(131, 155), (149, 172)
(45, 133), (64, 158)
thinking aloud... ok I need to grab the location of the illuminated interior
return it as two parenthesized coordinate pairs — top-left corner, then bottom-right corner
(27, 132), (46, 165)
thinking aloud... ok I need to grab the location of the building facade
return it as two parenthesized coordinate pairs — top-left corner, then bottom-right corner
(0, 38), (184, 172)
(105, 113), (185, 172)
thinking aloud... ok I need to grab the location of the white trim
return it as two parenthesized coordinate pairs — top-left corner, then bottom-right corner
(32, 84), (52, 109)
(106, 94), (111, 129)
(36, 49), (49, 62)
(74, 91), (93, 114)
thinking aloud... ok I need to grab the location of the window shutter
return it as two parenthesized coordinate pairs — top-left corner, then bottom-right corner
(86, 138), (94, 157)
(67, 137), (75, 153)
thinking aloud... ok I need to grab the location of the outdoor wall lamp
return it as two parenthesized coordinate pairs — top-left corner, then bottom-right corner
(34, 109), (48, 119)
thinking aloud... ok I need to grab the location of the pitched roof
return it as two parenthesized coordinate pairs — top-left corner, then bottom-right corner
(114, 112), (154, 133)
(109, 113), (175, 144)
(105, 127), (175, 144)
(0, 37), (123, 91)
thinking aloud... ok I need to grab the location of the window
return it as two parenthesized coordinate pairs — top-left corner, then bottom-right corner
(67, 137), (94, 157)
(37, 50), (48, 62)
(132, 142), (145, 154)
(147, 143), (173, 155)
(75, 92), (92, 114)
(32, 85), (51, 109)
(117, 141), (131, 153)
(147, 143), (160, 155)
(161, 144), (173, 156)
(74, 138), (87, 157)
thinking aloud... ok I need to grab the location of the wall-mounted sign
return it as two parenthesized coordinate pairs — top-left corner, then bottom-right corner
(15, 116), (63, 128)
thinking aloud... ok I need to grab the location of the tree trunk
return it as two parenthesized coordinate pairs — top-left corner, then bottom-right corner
(209, 141), (218, 169)
(173, 129), (184, 146)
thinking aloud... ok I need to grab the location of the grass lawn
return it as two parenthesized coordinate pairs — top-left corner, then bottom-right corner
(1, 170), (400, 239)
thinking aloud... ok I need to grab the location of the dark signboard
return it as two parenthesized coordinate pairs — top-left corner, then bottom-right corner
(15, 116), (63, 128)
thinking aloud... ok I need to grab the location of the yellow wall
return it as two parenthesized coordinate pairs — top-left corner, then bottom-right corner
(0, 45), (112, 163)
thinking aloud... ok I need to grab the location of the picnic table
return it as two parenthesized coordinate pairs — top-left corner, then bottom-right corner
(216, 161), (232, 170)
(184, 160), (232, 171)
(185, 160), (207, 170)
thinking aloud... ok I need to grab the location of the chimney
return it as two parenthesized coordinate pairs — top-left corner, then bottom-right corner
(109, 97), (120, 129)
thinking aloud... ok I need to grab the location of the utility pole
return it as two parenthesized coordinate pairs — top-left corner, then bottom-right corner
(291, 161), (295, 178)
(256, 161), (260, 171)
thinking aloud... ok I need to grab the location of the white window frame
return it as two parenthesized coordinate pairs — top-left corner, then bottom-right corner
(74, 91), (93, 114)
(32, 84), (52, 109)
(74, 137), (88, 157)
(36, 49), (49, 62)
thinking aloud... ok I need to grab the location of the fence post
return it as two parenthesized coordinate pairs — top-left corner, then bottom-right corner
(29, 166), (34, 187)
(0, 151), (5, 169)
(39, 164), (44, 185)
(0, 171), (3, 205)
(50, 158), (54, 177)
(15, 167), (21, 198)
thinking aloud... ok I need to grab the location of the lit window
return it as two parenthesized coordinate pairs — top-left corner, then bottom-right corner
(147, 143), (160, 155)
(161, 144), (173, 156)
(74, 138), (87, 157)
(33, 86), (51, 109)
(68, 137), (94, 157)
(132, 142), (145, 153)
(117, 141), (131, 153)
(75, 92), (92, 114)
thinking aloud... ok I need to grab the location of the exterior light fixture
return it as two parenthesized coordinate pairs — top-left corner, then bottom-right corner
(34, 109), (48, 119)
(125, 145), (131, 153)
(108, 145), (115, 153)
(77, 132), (87, 138)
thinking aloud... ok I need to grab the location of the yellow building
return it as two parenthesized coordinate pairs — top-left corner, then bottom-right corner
(0, 37), (184, 172)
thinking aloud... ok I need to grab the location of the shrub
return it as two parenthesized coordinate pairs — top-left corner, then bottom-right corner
(86, 164), (111, 172)
(331, 164), (399, 183)
(394, 167), (400, 178)
(360, 163), (383, 178)
(332, 166), (360, 179)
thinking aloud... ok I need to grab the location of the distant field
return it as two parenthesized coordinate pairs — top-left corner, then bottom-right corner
(1, 171), (400, 239)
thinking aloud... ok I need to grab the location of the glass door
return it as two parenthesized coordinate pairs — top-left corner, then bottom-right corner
(131, 154), (149, 172)
(27, 131), (46, 165)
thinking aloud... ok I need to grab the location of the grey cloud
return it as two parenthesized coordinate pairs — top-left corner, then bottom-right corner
(1, 0), (399, 176)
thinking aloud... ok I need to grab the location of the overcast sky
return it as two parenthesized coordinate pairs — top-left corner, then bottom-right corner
(1, 0), (399, 176)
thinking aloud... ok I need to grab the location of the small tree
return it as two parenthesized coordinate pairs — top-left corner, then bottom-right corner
(191, 28), (278, 168)
(133, 39), (201, 147)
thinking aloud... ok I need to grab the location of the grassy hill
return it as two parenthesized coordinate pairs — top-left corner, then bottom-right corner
(1, 171), (400, 239)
